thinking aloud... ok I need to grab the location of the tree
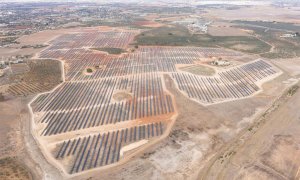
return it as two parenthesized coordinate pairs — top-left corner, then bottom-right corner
(87, 68), (93, 73)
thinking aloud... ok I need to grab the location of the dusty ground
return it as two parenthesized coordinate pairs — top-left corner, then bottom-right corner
(0, 47), (44, 58)
(133, 20), (164, 28)
(198, 83), (300, 180)
(177, 64), (216, 76)
(0, 97), (45, 180)
(272, 58), (300, 76)
(0, 98), (24, 158)
(113, 91), (133, 102)
(230, 44), (259, 52)
(0, 29), (67, 58)
(208, 22), (251, 37)
(17, 30), (67, 46)
(204, 6), (300, 23)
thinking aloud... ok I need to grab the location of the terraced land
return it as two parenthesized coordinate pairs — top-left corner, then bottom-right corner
(29, 28), (281, 176)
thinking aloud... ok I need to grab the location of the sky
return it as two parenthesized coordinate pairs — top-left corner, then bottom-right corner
(0, 0), (272, 2)
(0, 0), (296, 5)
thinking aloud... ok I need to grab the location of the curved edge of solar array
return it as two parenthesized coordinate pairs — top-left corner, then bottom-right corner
(170, 59), (282, 106)
(28, 77), (178, 177)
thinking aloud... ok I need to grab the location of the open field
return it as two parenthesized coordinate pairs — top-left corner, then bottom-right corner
(178, 64), (215, 76)
(204, 6), (300, 23)
(198, 83), (300, 179)
(208, 22), (251, 37)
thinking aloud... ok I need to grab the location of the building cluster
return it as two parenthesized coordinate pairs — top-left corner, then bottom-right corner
(0, 56), (26, 69)
(173, 17), (211, 34)
(0, 2), (134, 46)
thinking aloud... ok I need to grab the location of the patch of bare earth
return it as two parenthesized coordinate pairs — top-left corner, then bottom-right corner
(230, 44), (258, 51)
(208, 26), (251, 37)
(178, 64), (216, 76)
(204, 6), (300, 23)
(113, 91), (132, 102)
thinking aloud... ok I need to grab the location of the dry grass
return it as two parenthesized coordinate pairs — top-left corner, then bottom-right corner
(113, 92), (132, 101)
(7, 59), (62, 96)
(0, 157), (32, 180)
(178, 64), (215, 76)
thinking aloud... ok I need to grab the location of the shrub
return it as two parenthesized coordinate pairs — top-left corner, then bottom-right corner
(86, 68), (93, 73)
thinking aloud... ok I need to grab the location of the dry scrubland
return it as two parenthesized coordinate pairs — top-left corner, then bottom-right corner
(0, 157), (32, 180)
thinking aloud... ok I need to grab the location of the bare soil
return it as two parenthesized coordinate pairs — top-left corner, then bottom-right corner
(230, 44), (259, 51)
(113, 91), (133, 102)
(204, 6), (300, 23)
(208, 24), (251, 37)
(178, 64), (216, 76)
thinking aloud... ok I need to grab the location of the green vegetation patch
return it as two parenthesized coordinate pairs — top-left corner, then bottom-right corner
(234, 25), (300, 58)
(233, 20), (300, 32)
(91, 47), (127, 55)
(287, 85), (299, 97)
(134, 25), (271, 54)
(0, 36), (19, 46)
(212, 36), (271, 54)
(86, 68), (93, 73)
(81, 18), (152, 30)
(134, 25), (198, 46)
(0, 93), (5, 102)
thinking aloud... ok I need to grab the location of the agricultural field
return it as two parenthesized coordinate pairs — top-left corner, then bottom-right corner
(6, 60), (62, 96)
(27, 27), (283, 177)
